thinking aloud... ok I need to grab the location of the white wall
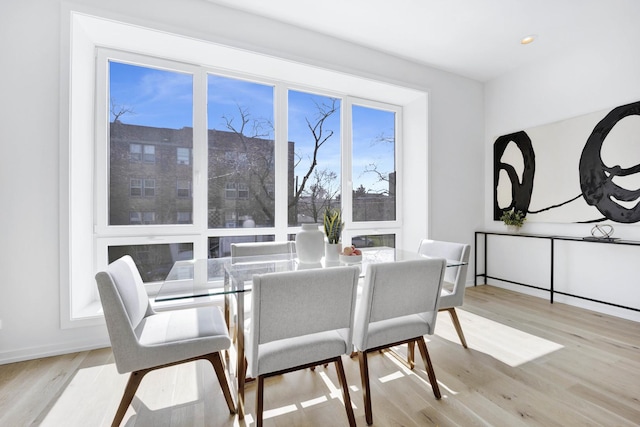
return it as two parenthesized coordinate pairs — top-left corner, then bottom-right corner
(0, 0), (484, 363)
(485, 35), (640, 322)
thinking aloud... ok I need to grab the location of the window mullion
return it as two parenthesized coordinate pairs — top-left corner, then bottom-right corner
(274, 83), (288, 240)
(192, 67), (208, 258)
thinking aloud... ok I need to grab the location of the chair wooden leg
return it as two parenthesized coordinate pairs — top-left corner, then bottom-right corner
(407, 340), (416, 369)
(358, 351), (373, 425)
(446, 307), (468, 348)
(206, 352), (236, 414)
(256, 375), (265, 427)
(335, 356), (356, 427)
(416, 337), (441, 399)
(111, 369), (149, 427)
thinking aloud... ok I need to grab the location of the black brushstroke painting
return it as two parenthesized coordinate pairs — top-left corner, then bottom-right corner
(579, 100), (640, 223)
(493, 131), (536, 220)
(494, 100), (640, 224)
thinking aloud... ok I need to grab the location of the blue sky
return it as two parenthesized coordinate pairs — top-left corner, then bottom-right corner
(110, 61), (394, 193)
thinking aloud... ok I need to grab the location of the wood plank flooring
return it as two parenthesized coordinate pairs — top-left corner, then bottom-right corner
(1, 285), (639, 426)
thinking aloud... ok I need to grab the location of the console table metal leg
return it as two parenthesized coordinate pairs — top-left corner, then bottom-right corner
(550, 238), (554, 304)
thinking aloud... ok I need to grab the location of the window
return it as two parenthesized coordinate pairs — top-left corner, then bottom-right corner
(130, 143), (142, 162)
(129, 143), (155, 163)
(177, 180), (191, 198)
(225, 182), (237, 199)
(130, 179), (142, 196)
(177, 211), (191, 224)
(128, 178), (156, 198)
(142, 211), (156, 224)
(108, 60), (193, 226)
(108, 243), (193, 282)
(238, 183), (249, 199)
(143, 145), (155, 163)
(130, 211), (141, 224)
(143, 179), (156, 197)
(208, 75), (275, 228)
(177, 147), (190, 165)
(352, 104), (398, 222)
(130, 211), (156, 224)
(288, 90), (341, 226)
(104, 56), (400, 264)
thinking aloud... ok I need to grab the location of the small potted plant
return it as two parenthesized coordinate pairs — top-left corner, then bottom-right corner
(500, 208), (526, 232)
(323, 207), (344, 261)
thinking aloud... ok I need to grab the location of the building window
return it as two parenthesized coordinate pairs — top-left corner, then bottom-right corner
(129, 143), (155, 163)
(143, 145), (155, 163)
(130, 179), (142, 196)
(142, 211), (156, 224)
(224, 210), (237, 228)
(130, 211), (141, 224)
(177, 147), (190, 165)
(238, 183), (249, 199)
(143, 179), (156, 197)
(225, 182), (237, 199)
(177, 211), (191, 224)
(177, 179), (191, 198)
(130, 211), (156, 224)
(130, 143), (142, 162)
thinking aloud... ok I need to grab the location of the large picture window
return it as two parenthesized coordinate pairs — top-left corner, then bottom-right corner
(99, 53), (402, 275)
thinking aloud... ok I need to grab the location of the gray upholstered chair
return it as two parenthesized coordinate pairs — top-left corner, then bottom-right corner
(418, 239), (471, 348)
(229, 241), (295, 339)
(353, 258), (446, 425)
(245, 265), (360, 427)
(95, 255), (235, 427)
(230, 240), (294, 259)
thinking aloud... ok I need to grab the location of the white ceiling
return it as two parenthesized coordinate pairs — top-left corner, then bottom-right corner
(205, 0), (640, 82)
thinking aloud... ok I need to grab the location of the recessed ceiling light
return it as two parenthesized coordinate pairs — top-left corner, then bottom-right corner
(520, 35), (536, 45)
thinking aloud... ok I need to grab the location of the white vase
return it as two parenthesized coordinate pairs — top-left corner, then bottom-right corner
(296, 224), (324, 264)
(325, 242), (342, 262)
(506, 225), (521, 234)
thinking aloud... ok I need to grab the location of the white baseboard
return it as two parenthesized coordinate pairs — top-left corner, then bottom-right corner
(0, 337), (110, 365)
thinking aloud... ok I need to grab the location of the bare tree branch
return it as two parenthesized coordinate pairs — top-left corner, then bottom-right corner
(110, 99), (135, 123)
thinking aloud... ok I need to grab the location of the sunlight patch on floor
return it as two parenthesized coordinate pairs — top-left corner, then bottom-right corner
(40, 364), (125, 426)
(382, 350), (452, 395)
(378, 370), (404, 383)
(263, 404), (298, 419)
(300, 395), (328, 408)
(435, 309), (564, 367)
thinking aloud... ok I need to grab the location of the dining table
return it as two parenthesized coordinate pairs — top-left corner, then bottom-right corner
(154, 246), (466, 418)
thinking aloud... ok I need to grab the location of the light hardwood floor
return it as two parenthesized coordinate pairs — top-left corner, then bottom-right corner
(2, 285), (639, 426)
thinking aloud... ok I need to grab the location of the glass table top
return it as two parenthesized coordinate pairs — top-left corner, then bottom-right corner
(154, 246), (466, 302)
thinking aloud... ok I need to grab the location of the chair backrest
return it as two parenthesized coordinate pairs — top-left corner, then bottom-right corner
(95, 255), (153, 372)
(230, 241), (294, 260)
(248, 265), (360, 376)
(354, 258), (446, 351)
(417, 239), (470, 307)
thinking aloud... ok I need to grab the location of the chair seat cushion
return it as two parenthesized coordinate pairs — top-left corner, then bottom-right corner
(252, 330), (348, 377)
(130, 306), (231, 372)
(355, 313), (433, 351)
(438, 282), (460, 309)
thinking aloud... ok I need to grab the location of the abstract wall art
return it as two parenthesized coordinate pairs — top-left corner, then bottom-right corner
(494, 100), (640, 224)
